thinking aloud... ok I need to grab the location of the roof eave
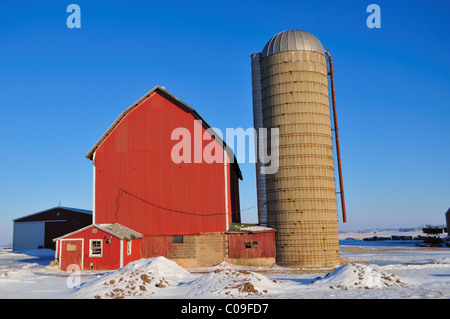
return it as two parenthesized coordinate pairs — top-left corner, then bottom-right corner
(86, 85), (165, 160)
(13, 206), (92, 222)
(53, 223), (143, 242)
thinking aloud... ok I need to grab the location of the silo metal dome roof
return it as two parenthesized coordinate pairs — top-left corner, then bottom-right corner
(261, 30), (325, 58)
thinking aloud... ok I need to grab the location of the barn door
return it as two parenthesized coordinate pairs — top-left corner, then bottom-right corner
(13, 221), (45, 250)
(61, 239), (83, 271)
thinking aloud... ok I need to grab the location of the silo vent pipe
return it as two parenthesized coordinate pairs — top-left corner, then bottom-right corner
(325, 50), (347, 223)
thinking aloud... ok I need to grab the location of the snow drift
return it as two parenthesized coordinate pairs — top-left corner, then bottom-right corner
(75, 256), (282, 299)
(74, 256), (194, 299)
(74, 257), (406, 299)
(312, 263), (405, 290)
(180, 268), (280, 298)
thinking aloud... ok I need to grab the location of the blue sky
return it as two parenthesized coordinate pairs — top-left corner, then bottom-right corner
(1, 0), (449, 245)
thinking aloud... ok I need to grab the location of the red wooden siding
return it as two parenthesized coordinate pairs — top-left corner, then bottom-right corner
(60, 239), (83, 271)
(93, 91), (239, 236)
(141, 235), (168, 258)
(228, 231), (276, 259)
(57, 226), (141, 271)
(122, 237), (141, 267)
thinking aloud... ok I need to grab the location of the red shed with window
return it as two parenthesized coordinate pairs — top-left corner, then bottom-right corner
(227, 226), (276, 266)
(54, 223), (142, 271)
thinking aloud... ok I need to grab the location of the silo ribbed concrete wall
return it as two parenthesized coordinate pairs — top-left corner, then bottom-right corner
(260, 49), (340, 268)
(251, 53), (268, 226)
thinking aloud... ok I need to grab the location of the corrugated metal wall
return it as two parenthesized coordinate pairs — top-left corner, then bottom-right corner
(13, 222), (45, 250)
(94, 92), (238, 236)
(13, 208), (92, 250)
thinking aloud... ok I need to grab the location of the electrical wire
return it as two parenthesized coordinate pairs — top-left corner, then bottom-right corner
(97, 168), (257, 217)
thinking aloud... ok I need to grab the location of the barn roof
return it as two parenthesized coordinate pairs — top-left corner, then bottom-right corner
(13, 206), (92, 222)
(227, 224), (276, 234)
(53, 223), (142, 241)
(85, 85), (243, 180)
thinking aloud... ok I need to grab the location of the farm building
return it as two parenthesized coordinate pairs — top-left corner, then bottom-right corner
(227, 226), (276, 266)
(446, 208), (450, 236)
(53, 223), (141, 271)
(56, 86), (276, 270)
(12, 206), (92, 251)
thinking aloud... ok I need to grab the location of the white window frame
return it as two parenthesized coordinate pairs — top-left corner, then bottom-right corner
(127, 240), (132, 256)
(89, 239), (103, 257)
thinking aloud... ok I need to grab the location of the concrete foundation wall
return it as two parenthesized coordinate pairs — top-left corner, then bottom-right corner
(142, 232), (276, 268)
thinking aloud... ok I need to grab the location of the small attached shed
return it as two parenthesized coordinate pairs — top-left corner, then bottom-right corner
(13, 207), (92, 251)
(54, 223), (142, 271)
(227, 226), (276, 266)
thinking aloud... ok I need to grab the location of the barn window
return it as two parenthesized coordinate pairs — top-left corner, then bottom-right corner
(172, 236), (183, 244)
(90, 240), (102, 257)
(245, 241), (259, 249)
(127, 240), (132, 255)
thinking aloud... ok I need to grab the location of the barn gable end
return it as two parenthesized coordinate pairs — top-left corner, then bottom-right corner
(88, 86), (242, 237)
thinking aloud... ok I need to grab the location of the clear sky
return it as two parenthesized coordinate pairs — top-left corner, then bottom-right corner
(1, 0), (449, 245)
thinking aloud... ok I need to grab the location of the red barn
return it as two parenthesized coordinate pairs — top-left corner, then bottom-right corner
(87, 86), (242, 234)
(56, 86), (275, 269)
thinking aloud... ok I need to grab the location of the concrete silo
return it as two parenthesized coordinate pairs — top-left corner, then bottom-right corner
(251, 30), (346, 268)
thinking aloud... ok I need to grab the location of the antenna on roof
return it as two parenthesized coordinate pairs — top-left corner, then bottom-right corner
(58, 201), (62, 206)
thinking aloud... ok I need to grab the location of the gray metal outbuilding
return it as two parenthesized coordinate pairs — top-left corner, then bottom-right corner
(12, 206), (92, 251)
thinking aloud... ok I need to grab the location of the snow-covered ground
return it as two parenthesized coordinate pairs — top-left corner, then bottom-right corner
(0, 229), (449, 300)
